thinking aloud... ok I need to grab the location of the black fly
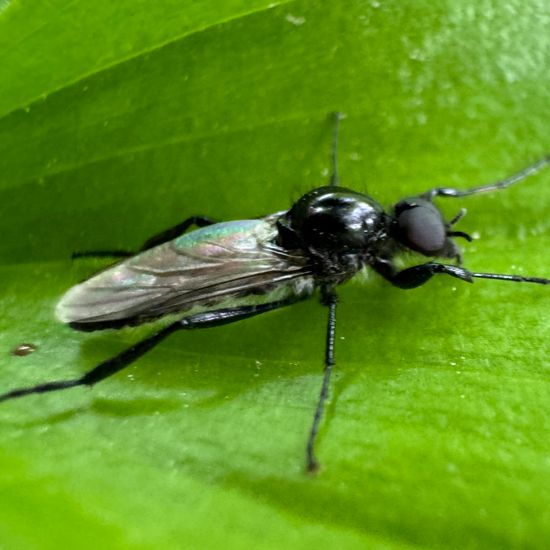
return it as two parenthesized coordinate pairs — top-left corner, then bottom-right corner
(1, 113), (549, 473)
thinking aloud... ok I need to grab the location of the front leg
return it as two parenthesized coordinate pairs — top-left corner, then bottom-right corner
(373, 260), (474, 289)
(419, 154), (550, 200)
(373, 259), (549, 288)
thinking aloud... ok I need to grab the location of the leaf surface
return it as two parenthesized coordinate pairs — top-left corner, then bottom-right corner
(0, 1), (549, 548)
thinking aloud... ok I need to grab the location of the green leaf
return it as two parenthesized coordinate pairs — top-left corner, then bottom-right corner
(1, 0), (549, 548)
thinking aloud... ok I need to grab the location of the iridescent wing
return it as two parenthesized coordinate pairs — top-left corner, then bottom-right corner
(57, 218), (314, 329)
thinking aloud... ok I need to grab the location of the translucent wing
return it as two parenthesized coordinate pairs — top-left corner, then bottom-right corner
(56, 218), (314, 329)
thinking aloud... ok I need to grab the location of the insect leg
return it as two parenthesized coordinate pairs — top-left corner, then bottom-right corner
(420, 154), (550, 200)
(72, 216), (218, 259)
(306, 288), (338, 473)
(0, 300), (295, 404)
(139, 216), (218, 250)
(72, 250), (134, 259)
(329, 112), (344, 187)
(374, 261), (549, 289)
(0, 321), (181, 403)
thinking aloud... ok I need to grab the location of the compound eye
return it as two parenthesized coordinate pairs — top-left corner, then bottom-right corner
(395, 201), (446, 254)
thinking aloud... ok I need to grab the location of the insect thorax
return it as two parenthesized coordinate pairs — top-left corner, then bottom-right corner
(276, 186), (390, 282)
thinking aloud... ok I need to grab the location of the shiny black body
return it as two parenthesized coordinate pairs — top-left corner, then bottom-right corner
(277, 187), (391, 285)
(276, 184), (476, 294)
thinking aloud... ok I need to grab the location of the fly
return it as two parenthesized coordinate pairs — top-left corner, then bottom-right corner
(1, 113), (549, 473)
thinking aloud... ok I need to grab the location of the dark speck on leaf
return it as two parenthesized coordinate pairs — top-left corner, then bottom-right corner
(11, 343), (37, 357)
